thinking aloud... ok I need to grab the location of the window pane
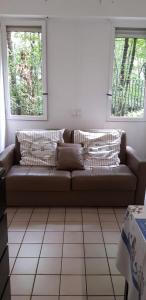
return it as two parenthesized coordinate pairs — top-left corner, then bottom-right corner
(7, 29), (43, 116)
(112, 36), (146, 117)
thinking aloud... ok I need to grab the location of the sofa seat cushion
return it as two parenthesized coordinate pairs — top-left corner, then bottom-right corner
(72, 165), (137, 191)
(6, 166), (71, 191)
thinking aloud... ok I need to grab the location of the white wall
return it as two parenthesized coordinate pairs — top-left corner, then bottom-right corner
(1, 0), (146, 156)
(0, 0), (146, 18)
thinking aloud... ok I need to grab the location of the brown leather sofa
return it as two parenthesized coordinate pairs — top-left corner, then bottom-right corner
(0, 129), (146, 207)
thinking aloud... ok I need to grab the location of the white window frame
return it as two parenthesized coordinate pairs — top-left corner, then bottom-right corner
(1, 18), (48, 121)
(107, 19), (146, 122)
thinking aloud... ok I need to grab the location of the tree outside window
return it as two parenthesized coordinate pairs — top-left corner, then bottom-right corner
(7, 27), (43, 116)
(111, 28), (146, 119)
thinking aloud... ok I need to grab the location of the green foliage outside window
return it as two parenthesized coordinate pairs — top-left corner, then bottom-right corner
(112, 36), (146, 117)
(7, 30), (43, 116)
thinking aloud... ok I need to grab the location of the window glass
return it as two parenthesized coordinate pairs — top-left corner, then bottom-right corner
(111, 28), (146, 118)
(6, 26), (44, 117)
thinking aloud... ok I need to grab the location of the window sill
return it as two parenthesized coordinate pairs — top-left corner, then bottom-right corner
(7, 115), (48, 121)
(107, 116), (146, 122)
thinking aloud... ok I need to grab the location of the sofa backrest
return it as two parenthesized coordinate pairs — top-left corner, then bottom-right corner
(119, 130), (126, 164)
(14, 129), (126, 165)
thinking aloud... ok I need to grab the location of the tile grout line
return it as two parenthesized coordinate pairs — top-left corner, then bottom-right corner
(7, 208), (18, 228)
(7, 207), (126, 298)
(58, 207), (66, 300)
(81, 207), (88, 299)
(7, 207), (19, 275)
(97, 207), (116, 300)
(9, 207), (34, 277)
(113, 208), (126, 299)
(114, 208), (125, 233)
(30, 207), (50, 299)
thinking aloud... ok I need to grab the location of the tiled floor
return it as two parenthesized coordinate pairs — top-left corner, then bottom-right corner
(7, 207), (126, 300)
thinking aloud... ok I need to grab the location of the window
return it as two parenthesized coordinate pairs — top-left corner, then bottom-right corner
(108, 27), (146, 120)
(2, 19), (47, 120)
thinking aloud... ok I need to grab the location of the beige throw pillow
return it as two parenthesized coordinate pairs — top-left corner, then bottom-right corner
(17, 129), (64, 166)
(74, 129), (121, 168)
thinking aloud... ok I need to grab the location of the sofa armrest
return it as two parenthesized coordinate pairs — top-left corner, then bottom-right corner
(0, 144), (15, 174)
(126, 146), (146, 205)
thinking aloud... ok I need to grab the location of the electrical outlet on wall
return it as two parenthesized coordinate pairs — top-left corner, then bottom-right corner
(71, 109), (82, 118)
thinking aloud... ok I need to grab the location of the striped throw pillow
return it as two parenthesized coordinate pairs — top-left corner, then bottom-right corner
(17, 130), (64, 166)
(74, 129), (122, 168)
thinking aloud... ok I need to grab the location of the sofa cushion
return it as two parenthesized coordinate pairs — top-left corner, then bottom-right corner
(72, 165), (137, 191)
(17, 130), (65, 167)
(72, 129), (126, 165)
(73, 129), (121, 168)
(6, 166), (71, 191)
(57, 146), (84, 171)
(15, 129), (72, 165)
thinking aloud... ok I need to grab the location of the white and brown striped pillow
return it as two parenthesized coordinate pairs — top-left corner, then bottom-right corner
(17, 130), (64, 166)
(74, 129), (121, 168)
